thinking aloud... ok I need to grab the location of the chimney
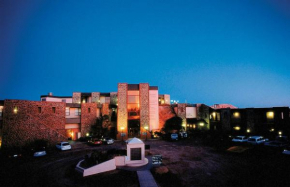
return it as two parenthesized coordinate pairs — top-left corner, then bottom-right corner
(48, 92), (53, 96)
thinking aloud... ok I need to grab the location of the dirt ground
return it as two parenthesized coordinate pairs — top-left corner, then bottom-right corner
(148, 138), (290, 187)
(1, 138), (290, 187)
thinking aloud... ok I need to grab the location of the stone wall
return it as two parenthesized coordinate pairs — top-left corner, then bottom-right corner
(2, 100), (66, 148)
(92, 92), (100, 103)
(80, 103), (97, 137)
(102, 103), (109, 116)
(117, 83), (128, 139)
(73, 92), (81, 104)
(140, 83), (149, 127)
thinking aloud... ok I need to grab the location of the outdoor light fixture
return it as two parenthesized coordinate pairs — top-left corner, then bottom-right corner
(270, 128), (275, 132)
(234, 112), (240, 117)
(234, 126), (241, 130)
(247, 129), (251, 133)
(13, 106), (18, 114)
(86, 133), (89, 137)
(200, 122), (204, 127)
(278, 131), (282, 136)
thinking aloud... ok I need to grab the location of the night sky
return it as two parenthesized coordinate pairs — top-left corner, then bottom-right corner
(1, 0), (290, 108)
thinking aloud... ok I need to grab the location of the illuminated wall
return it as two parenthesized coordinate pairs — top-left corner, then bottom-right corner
(149, 89), (159, 131)
(73, 92), (81, 104)
(164, 94), (170, 105)
(92, 92), (100, 103)
(117, 83), (128, 139)
(140, 83), (150, 131)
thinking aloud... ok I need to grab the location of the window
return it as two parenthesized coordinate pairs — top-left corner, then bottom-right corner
(75, 108), (81, 116)
(66, 107), (70, 116)
(62, 99), (66, 103)
(52, 107), (56, 113)
(13, 106), (18, 114)
(38, 107), (41, 113)
(266, 112), (274, 119)
(41, 98), (46, 101)
(88, 108), (91, 113)
(281, 112), (284, 119)
(0, 106), (3, 116)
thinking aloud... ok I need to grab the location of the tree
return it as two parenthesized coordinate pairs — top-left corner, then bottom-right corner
(164, 116), (182, 133)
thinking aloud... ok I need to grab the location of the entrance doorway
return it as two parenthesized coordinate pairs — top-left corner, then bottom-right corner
(128, 119), (140, 138)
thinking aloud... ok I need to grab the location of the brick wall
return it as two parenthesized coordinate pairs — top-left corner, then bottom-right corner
(2, 100), (66, 148)
(117, 83), (128, 140)
(140, 83), (150, 139)
(80, 103), (97, 137)
(73, 92), (81, 104)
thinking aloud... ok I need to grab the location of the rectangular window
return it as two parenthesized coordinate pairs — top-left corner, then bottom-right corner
(66, 107), (70, 116)
(38, 107), (41, 113)
(281, 112), (284, 119)
(88, 108), (91, 113)
(128, 95), (139, 103)
(52, 107), (56, 113)
(75, 108), (81, 116)
(0, 106), (3, 116)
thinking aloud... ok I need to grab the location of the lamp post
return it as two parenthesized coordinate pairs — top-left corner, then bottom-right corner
(121, 126), (124, 141)
(144, 126), (148, 141)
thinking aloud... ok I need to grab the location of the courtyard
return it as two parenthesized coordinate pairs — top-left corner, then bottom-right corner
(0, 136), (290, 187)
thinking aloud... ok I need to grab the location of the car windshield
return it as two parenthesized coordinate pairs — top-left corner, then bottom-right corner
(62, 143), (69, 146)
(235, 137), (243, 140)
(248, 138), (255, 141)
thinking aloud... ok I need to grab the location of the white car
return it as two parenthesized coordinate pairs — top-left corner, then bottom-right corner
(56, 142), (71, 151)
(101, 137), (114, 145)
(33, 147), (47, 157)
(247, 136), (268, 145)
(282, 146), (290, 155)
(232, 136), (248, 143)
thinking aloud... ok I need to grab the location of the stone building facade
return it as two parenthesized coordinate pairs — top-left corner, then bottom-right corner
(2, 100), (67, 148)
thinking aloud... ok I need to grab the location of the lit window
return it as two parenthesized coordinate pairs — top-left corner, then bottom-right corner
(75, 108), (81, 116)
(266, 112), (274, 119)
(233, 112), (240, 118)
(66, 107), (70, 116)
(13, 106), (18, 114)
(281, 112), (284, 119)
(0, 106), (3, 116)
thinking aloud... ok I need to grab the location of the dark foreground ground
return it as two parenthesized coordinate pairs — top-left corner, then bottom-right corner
(1, 137), (290, 187)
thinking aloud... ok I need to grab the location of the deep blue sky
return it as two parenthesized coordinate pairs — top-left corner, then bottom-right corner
(1, 0), (290, 108)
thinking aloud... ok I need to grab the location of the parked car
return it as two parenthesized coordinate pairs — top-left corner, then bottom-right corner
(56, 142), (71, 150)
(101, 137), (114, 145)
(265, 136), (288, 148)
(88, 138), (102, 146)
(171, 133), (178, 141)
(247, 136), (268, 145)
(232, 136), (248, 143)
(282, 146), (290, 155)
(179, 131), (188, 139)
(32, 147), (47, 157)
